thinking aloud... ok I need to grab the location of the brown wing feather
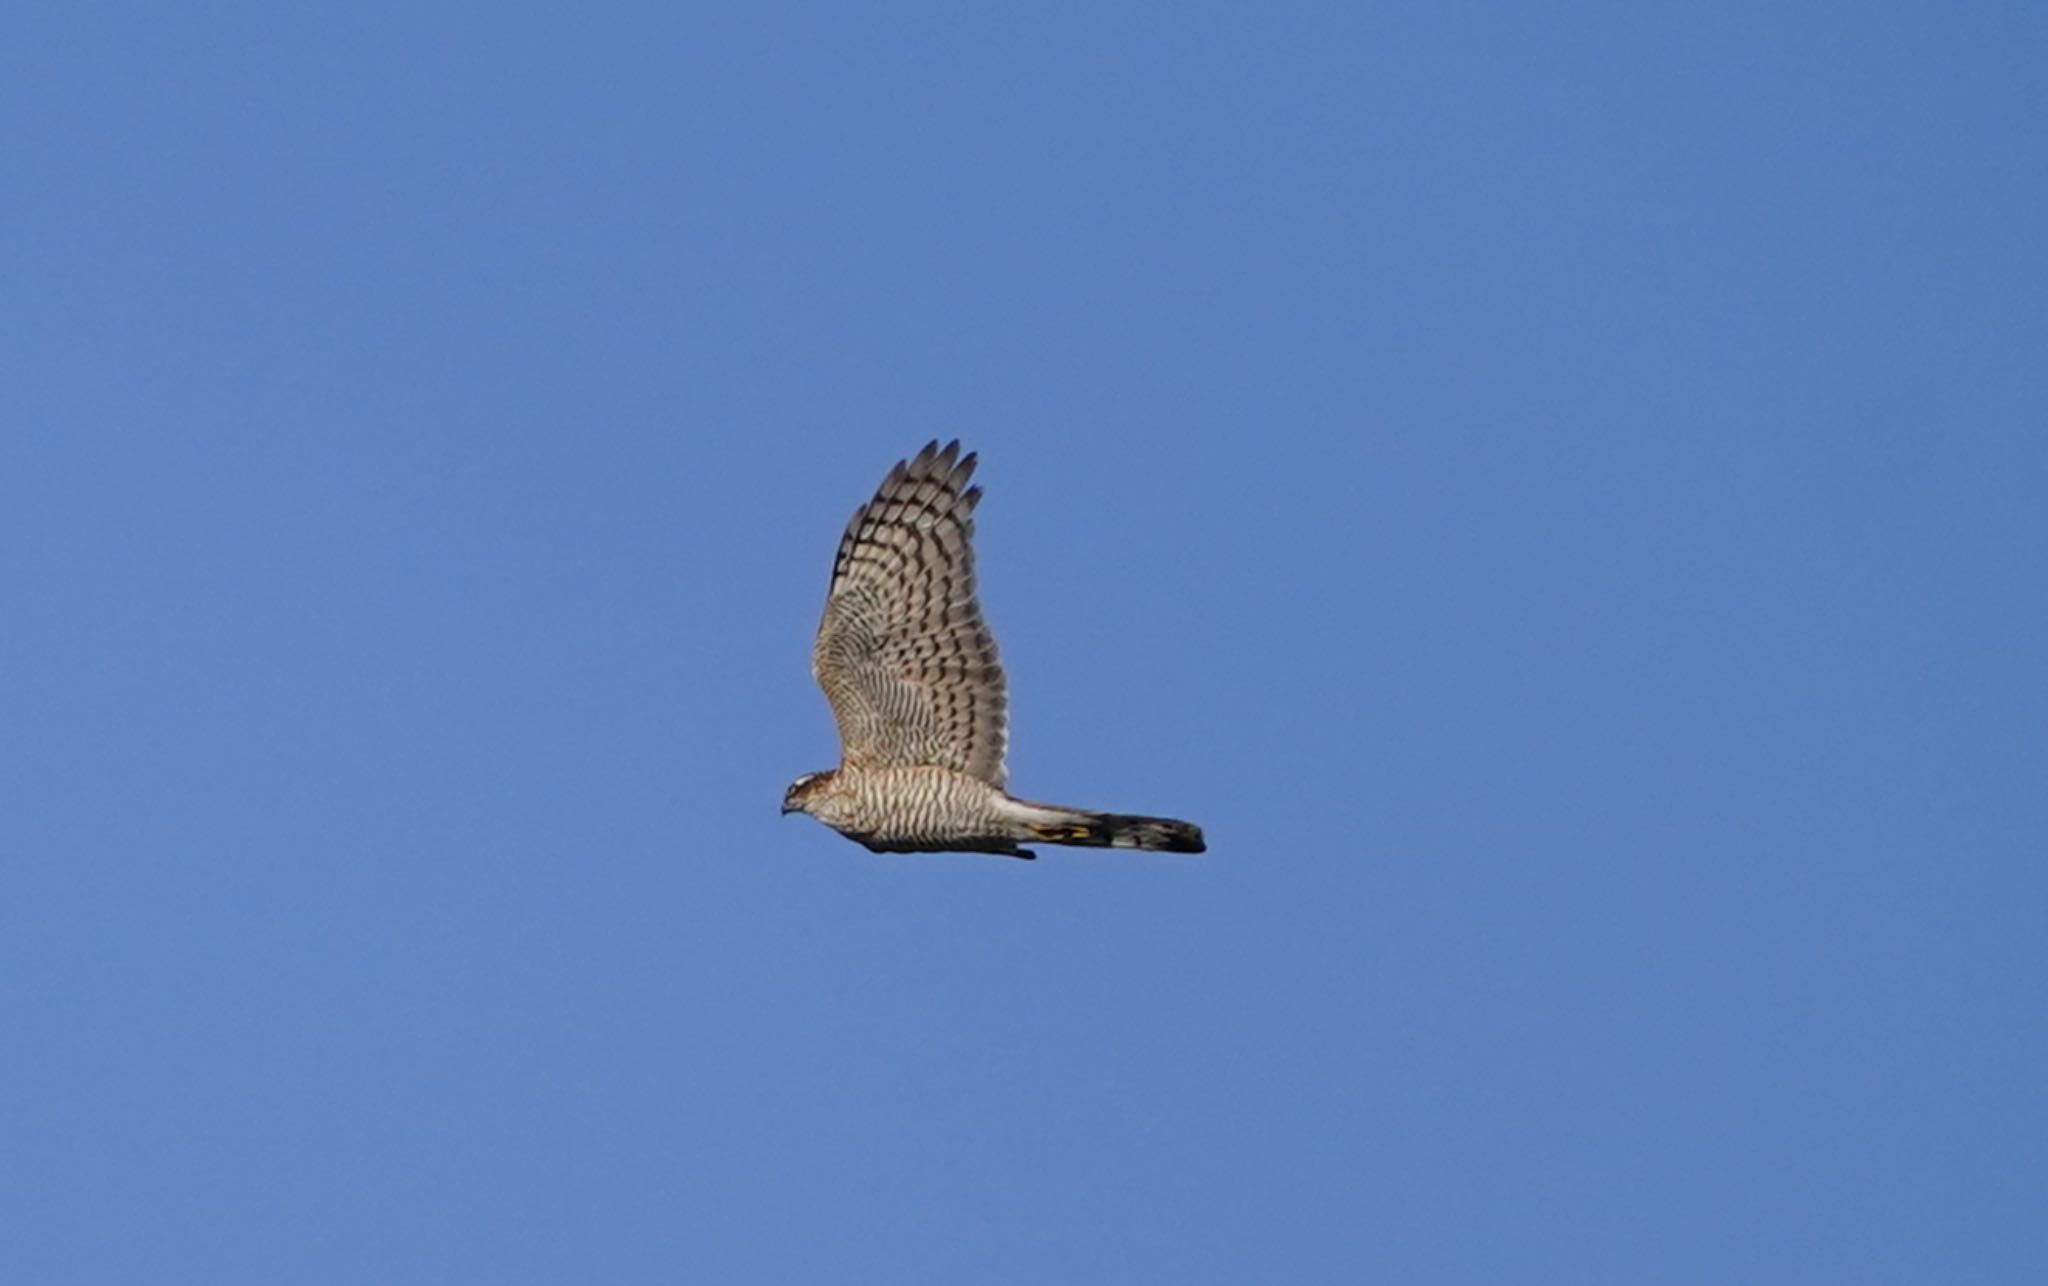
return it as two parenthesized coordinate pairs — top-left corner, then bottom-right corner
(812, 440), (1009, 786)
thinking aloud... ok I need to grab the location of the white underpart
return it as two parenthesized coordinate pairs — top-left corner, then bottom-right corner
(993, 795), (1088, 828)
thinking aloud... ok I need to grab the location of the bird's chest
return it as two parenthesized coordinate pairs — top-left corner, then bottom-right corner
(820, 768), (980, 838)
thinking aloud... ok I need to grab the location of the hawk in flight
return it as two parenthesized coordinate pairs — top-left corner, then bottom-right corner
(783, 441), (1206, 860)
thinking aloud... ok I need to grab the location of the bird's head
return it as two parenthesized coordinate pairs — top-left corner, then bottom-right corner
(782, 770), (832, 816)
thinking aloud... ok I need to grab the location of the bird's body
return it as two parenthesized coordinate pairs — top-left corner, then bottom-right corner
(784, 441), (1205, 860)
(787, 765), (1043, 858)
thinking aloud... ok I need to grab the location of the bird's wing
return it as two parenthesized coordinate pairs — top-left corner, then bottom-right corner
(812, 440), (1008, 787)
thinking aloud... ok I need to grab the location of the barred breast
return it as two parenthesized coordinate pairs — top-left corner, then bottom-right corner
(816, 764), (1011, 851)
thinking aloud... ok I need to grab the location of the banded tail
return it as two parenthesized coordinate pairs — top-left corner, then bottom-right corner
(1019, 807), (1207, 854)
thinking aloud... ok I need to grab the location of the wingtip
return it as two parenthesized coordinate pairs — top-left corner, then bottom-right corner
(899, 439), (978, 490)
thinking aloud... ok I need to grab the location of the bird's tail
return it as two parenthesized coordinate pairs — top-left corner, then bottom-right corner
(1010, 800), (1207, 854)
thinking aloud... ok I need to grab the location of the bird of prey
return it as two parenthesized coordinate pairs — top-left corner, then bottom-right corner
(783, 441), (1206, 860)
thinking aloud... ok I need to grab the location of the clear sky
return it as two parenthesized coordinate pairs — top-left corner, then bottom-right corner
(4, 3), (2043, 1282)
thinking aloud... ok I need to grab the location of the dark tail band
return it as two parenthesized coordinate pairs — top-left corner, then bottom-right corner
(1028, 812), (1206, 854)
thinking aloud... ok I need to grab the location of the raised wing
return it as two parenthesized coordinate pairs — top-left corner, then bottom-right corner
(812, 440), (1008, 786)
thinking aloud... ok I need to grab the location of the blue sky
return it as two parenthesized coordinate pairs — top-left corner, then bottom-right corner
(4, 3), (2043, 1282)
